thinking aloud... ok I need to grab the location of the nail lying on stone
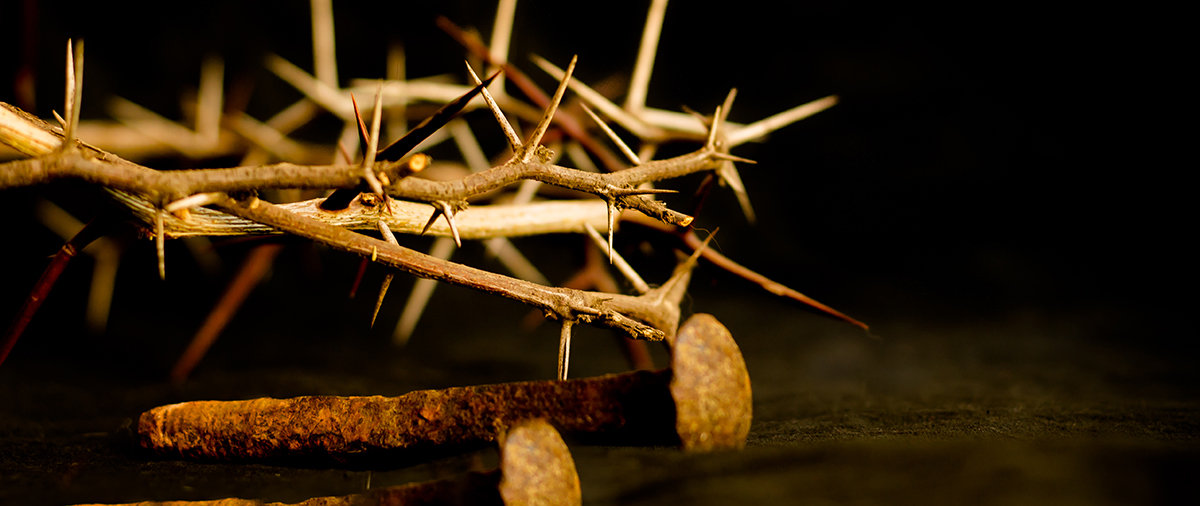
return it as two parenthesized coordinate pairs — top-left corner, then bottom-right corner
(138, 313), (751, 461)
(76, 419), (579, 506)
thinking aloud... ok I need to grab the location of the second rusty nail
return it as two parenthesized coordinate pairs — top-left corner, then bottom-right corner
(76, 418), (580, 506)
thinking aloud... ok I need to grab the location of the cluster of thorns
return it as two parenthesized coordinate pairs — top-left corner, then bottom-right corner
(0, 0), (863, 384)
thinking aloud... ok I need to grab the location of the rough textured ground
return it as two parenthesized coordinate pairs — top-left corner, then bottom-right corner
(1, 255), (1194, 505)
(2, 1), (1188, 504)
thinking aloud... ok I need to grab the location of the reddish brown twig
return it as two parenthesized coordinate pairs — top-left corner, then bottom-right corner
(1, 215), (114, 367)
(681, 231), (867, 330)
(626, 214), (868, 331)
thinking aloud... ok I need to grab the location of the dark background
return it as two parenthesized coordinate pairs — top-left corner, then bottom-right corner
(1, 1), (1193, 504)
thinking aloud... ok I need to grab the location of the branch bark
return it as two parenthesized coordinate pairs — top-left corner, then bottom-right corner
(105, 188), (614, 239)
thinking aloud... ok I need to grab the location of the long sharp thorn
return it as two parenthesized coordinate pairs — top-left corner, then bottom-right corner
(311, 0), (338, 87)
(675, 228), (869, 331)
(361, 84), (386, 198)
(351, 94), (370, 150)
(371, 220), (399, 328)
(688, 228), (718, 267)
(707, 96), (755, 224)
(581, 104), (640, 166)
(705, 105), (722, 151)
(166, 192), (223, 213)
(439, 201), (462, 247)
(531, 54), (659, 141)
(727, 94), (839, 147)
(711, 102), (728, 147)
(656, 228), (717, 302)
(711, 152), (757, 164)
(71, 40), (85, 143)
(420, 207), (444, 236)
(720, 161), (756, 224)
(584, 223), (649, 294)
(155, 208), (166, 280)
(465, 61), (520, 151)
(371, 273), (393, 328)
(521, 55), (576, 162)
(606, 201), (616, 264)
(718, 88), (737, 132)
(558, 320), (574, 381)
(197, 55), (224, 145)
(64, 39), (74, 137)
(488, 0), (517, 97)
(366, 84), (384, 169)
(627, 0), (668, 115)
(64, 40), (84, 146)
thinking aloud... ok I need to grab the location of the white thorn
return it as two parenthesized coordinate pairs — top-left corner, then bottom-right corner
(521, 55), (576, 163)
(581, 104), (640, 166)
(465, 62), (521, 152)
(627, 0), (669, 115)
(311, 0), (339, 87)
(584, 223), (650, 294)
(727, 95), (839, 147)
(155, 208), (166, 280)
(165, 192), (224, 213)
(197, 55), (225, 147)
(558, 320), (574, 381)
(488, 0), (518, 97)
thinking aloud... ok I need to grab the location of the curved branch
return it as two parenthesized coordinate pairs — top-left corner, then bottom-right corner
(214, 195), (683, 340)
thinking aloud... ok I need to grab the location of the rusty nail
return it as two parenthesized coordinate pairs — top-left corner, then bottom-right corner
(138, 313), (751, 460)
(77, 419), (579, 506)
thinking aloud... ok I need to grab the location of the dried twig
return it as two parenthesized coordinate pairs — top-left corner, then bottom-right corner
(0, 216), (115, 367)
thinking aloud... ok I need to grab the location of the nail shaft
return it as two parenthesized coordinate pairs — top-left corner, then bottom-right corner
(140, 369), (675, 461)
(139, 314), (750, 460)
